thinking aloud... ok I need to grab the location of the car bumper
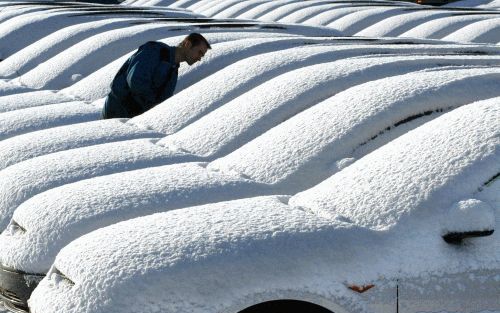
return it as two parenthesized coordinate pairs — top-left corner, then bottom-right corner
(0, 263), (44, 313)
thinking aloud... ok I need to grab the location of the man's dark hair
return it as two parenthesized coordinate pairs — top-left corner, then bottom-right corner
(182, 33), (211, 49)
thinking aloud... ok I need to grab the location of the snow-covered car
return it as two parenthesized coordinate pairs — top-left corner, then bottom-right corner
(1, 0), (500, 312)
(4, 39), (500, 227)
(0, 2), (197, 61)
(1, 59), (500, 312)
(0, 23), (341, 143)
(3, 32), (500, 222)
(27, 97), (499, 313)
(0, 1), (343, 142)
(166, 0), (500, 44)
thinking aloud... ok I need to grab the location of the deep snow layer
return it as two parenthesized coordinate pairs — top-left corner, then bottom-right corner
(164, 0), (500, 44)
(3, 54), (497, 220)
(3, 40), (500, 165)
(1, 67), (499, 274)
(28, 99), (499, 313)
(0, 2), (499, 312)
(291, 98), (499, 231)
(0, 4), (198, 58)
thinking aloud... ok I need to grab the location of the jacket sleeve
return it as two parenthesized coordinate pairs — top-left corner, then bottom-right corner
(125, 44), (161, 111)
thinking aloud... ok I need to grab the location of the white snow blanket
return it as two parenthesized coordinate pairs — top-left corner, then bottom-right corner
(28, 99), (499, 313)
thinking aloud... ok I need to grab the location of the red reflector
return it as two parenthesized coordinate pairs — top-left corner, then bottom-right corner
(348, 284), (375, 293)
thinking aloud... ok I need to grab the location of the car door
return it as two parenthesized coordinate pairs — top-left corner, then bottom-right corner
(399, 269), (500, 312)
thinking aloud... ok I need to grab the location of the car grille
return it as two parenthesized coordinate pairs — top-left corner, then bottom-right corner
(0, 287), (29, 312)
(2, 299), (29, 313)
(0, 286), (22, 304)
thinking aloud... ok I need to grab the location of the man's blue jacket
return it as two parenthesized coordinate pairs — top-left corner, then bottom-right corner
(103, 41), (179, 119)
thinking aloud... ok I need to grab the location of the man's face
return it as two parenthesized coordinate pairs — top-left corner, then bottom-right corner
(185, 42), (208, 66)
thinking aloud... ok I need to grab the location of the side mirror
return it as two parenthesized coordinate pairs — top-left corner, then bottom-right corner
(443, 230), (494, 244)
(442, 199), (495, 245)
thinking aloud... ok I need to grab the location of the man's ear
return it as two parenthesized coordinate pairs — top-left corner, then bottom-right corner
(184, 40), (192, 49)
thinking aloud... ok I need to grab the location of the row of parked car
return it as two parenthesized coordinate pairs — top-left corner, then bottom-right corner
(159, 0), (500, 43)
(0, 0), (499, 313)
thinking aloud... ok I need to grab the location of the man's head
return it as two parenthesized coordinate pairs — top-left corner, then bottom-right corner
(178, 33), (211, 66)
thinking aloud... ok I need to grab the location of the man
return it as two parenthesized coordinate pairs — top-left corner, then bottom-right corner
(102, 33), (211, 119)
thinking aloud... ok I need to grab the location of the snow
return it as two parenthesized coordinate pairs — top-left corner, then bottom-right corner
(401, 14), (497, 40)
(200, 0), (254, 17)
(0, 0), (499, 312)
(290, 98), (499, 230)
(0, 119), (162, 170)
(0, 80), (31, 96)
(0, 101), (101, 141)
(29, 196), (368, 313)
(61, 32), (314, 102)
(2, 40), (500, 278)
(278, 3), (357, 24)
(446, 0), (500, 9)
(0, 5), (44, 24)
(209, 68), (500, 193)
(443, 17), (500, 43)
(0, 162), (267, 272)
(15, 24), (188, 90)
(2, 17), (334, 94)
(159, 56), (391, 157)
(442, 199), (495, 233)
(356, 10), (451, 38)
(304, 6), (375, 27)
(2, 62), (500, 277)
(0, 17), (149, 79)
(163, 0), (196, 8)
(237, 0), (305, 20)
(0, 90), (71, 113)
(328, 7), (410, 34)
(0, 5), (194, 58)
(0, 138), (195, 229)
(211, 0), (271, 19)
(132, 40), (500, 134)
(179, 0), (500, 44)
(0, 34), (348, 161)
(260, 1), (349, 22)
(172, 34), (341, 93)
(131, 41), (354, 133)
(0, 35), (348, 168)
(159, 58), (499, 159)
(27, 100), (500, 313)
